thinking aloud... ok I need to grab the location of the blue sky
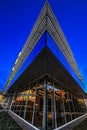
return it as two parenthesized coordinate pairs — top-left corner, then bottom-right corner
(0, 0), (87, 92)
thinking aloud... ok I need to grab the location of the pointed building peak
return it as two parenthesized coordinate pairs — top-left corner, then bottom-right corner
(45, 0), (48, 4)
(4, 0), (82, 90)
(43, 0), (51, 11)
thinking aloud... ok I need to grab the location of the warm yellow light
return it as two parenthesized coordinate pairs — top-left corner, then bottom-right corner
(12, 67), (14, 71)
(78, 98), (84, 103)
(30, 90), (32, 93)
(29, 96), (35, 102)
(15, 58), (18, 64)
(18, 52), (21, 57)
(0, 95), (3, 102)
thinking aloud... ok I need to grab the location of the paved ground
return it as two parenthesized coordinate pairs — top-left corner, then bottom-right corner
(72, 118), (87, 130)
(0, 112), (23, 130)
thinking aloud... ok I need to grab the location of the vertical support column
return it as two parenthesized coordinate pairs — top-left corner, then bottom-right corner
(61, 88), (67, 124)
(76, 97), (80, 116)
(32, 81), (38, 125)
(23, 89), (29, 120)
(71, 93), (76, 118)
(78, 99), (81, 115)
(24, 85), (31, 121)
(67, 92), (72, 121)
(11, 81), (20, 112)
(8, 96), (11, 109)
(10, 92), (16, 110)
(42, 79), (47, 130)
(52, 82), (57, 129)
(62, 97), (67, 124)
(83, 95), (86, 113)
(73, 96), (79, 117)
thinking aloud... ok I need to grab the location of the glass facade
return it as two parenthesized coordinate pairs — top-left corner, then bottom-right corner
(10, 75), (86, 130)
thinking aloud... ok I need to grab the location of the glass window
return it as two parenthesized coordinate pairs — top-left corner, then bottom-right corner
(33, 81), (44, 129)
(25, 85), (35, 123)
(10, 75), (86, 130)
(54, 83), (66, 127)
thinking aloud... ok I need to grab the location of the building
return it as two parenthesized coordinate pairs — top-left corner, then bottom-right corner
(4, 1), (87, 130)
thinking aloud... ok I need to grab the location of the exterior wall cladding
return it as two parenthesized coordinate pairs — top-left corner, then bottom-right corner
(4, 2), (87, 130)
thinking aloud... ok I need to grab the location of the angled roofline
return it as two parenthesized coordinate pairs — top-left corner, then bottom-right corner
(4, 1), (82, 90)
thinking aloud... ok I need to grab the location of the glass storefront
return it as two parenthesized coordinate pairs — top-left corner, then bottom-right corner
(11, 75), (86, 130)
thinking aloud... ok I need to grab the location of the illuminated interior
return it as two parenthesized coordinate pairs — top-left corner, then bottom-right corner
(0, 94), (3, 102)
(11, 75), (86, 130)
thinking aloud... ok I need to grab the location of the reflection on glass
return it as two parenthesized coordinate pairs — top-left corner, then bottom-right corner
(33, 84), (44, 128)
(55, 87), (66, 127)
(11, 76), (86, 130)
(47, 83), (53, 130)
(25, 86), (35, 123)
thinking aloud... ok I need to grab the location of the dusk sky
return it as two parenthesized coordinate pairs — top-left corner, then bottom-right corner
(0, 0), (87, 92)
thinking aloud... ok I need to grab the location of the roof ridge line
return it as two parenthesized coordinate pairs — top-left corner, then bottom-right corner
(4, 1), (83, 90)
